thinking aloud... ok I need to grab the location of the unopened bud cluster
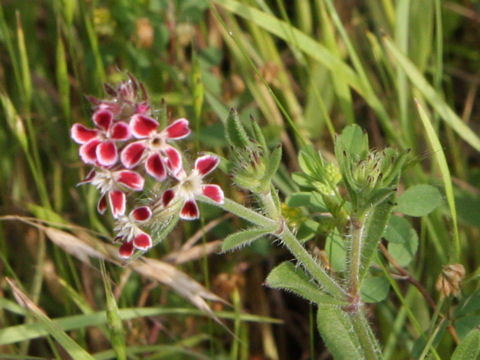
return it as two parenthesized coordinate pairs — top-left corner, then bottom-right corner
(71, 75), (224, 258)
(350, 149), (397, 194)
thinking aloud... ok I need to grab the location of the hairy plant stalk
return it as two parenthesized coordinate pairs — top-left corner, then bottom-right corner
(279, 227), (348, 300)
(198, 196), (278, 229)
(200, 196), (348, 300)
(348, 210), (368, 296)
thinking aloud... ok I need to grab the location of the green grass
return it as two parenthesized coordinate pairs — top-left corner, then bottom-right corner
(0, 0), (479, 358)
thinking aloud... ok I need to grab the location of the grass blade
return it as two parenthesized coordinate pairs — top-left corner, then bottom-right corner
(0, 306), (281, 345)
(415, 98), (460, 261)
(6, 278), (95, 360)
(384, 37), (480, 151)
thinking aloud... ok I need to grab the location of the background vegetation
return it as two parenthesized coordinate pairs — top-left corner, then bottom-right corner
(0, 0), (479, 358)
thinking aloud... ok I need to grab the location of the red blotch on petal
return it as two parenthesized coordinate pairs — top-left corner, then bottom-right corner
(165, 118), (190, 139)
(79, 139), (101, 164)
(108, 191), (126, 218)
(93, 109), (114, 131)
(133, 232), (152, 250)
(131, 114), (159, 138)
(96, 141), (118, 167)
(162, 189), (175, 207)
(71, 123), (98, 144)
(180, 200), (200, 220)
(97, 194), (107, 214)
(116, 170), (144, 191)
(130, 206), (152, 222)
(164, 146), (182, 175)
(110, 122), (131, 141)
(194, 155), (219, 176)
(121, 141), (146, 168)
(146, 153), (166, 181)
(202, 184), (224, 204)
(119, 241), (134, 258)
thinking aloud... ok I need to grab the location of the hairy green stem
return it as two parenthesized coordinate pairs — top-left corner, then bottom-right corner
(348, 211), (367, 296)
(198, 197), (278, 229)
(199, 196), (347, 300)
(280, 227), (348, 300)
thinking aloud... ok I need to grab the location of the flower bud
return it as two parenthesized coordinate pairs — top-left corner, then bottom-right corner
(435, 263), (465, 298)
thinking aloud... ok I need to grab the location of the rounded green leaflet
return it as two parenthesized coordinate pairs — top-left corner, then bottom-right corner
(360, 275), (390, 303)
(384, 216), (419, 267)
(394, 184), (443, 217)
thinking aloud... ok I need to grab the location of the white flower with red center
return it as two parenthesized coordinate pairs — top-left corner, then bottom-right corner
(162, 155), (224, 220)
(121, 115), (190, 181)
(115, 206), (153, 258)
(71, 109), (131, 167)
(79, 168), (144, 218)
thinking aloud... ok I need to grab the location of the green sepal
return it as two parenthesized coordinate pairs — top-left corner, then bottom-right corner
(316, 305), (364, 359)
(298, 145), (326, 179)
(250, 119), (268, 151)
(334, 125), (370, 206)
(381, 148), (411, 186)
(270, 184), (282, 212)
(225, 108), (249, 149)
(222, 227), (274, 252)
(291, 172), (313, 188)
(266, 262), (348, 306)
(336, 124), (369, 159)
(366, 187), (397, 209)
(259, 144), (282, 192)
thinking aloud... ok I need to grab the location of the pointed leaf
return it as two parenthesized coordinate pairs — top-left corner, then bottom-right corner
(259, 144), (282, 191)
(316, 305), (364, 359)
(357, 199), (395, 285)
(266, 262), (346, 306)
(222, 227), (272, 252)
(250, 120), (267, 151)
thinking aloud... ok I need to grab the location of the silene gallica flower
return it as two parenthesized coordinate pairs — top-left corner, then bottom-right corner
(121, 115), (190, 180)
(70, 75), (224, 259)
(162, 155), (224, 220)
(71, 109), (131, 167)
(115, 206), (153, 258)
(78, 168), (144, 218)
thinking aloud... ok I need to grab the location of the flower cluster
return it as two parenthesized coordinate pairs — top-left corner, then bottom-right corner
(71, 76), (224, 259)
